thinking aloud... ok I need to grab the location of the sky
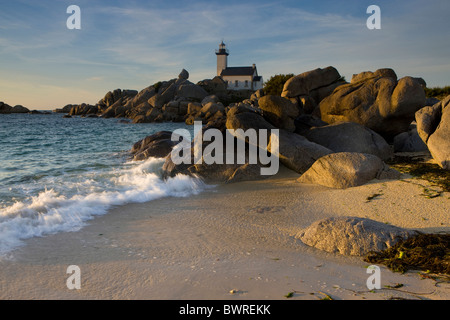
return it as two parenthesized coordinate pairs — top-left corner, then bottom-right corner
(1, 0), (449, 110)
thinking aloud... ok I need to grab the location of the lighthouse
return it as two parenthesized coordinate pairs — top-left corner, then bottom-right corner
(215, 41), (229, 76)
(215, 41), (263, 91)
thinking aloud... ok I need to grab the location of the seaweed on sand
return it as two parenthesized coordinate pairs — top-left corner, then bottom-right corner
(387, 155), (450, 193)
(364, 233), (450, 274)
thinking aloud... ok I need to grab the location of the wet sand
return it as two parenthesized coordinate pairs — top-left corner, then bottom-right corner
(0, 167), (449, 300)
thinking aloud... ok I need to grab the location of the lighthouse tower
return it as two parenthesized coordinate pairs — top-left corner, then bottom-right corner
(215, 41), (229, 76)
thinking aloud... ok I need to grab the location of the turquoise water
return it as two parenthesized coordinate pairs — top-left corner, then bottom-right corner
(0, 114), (201, 256)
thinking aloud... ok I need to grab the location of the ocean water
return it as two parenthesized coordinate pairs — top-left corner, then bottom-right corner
(0, 113), (202, 256)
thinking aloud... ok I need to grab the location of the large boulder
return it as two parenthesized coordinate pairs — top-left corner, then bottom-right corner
(201, 95), (220, 106)
(124, 86), (156, 110)
(0, 102), (12, 113)
(163, 153), (264, 184)
(415, 99), (445, 144)
(131, 131), (183, 160)
(0, 103), (30, 114)
(177, 83), (209, 101)
(422, 96), (450, 169)
(178, 69), (189, 80)
(281, 67), (345, 115)
(298, 152), (400, 189)
(303, 122), (393, 160)
(267, 130), (332, 174)
(11, 105), (30, 113)
(200, 102), (225, 116)
(98, 89), (137, 110)
(70, 103), (99, 116)
(149, 83), (178, 109)
(281, 66), (342, 99)
(54, 104), (75, 113)
(393, 123), (428, 152)
(197, 76), (228, 97)
(258, 95), (299, 132)
(294, 114), (328, 135)
(226, 105), (275, 132)
(296, 217), (418, 256)
(128, 101), (152, 121)
(162, 123), (267, 183)
(319, 69), (426, 139)
(226, 106), (331, 174)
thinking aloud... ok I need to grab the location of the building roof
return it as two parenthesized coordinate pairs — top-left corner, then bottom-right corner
(253, 76), (262, 82)
(221, 66), (255, 76)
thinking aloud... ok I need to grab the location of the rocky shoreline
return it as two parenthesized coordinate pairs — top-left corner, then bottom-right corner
(126, 66), (449, 263)
(3, 66), (449, 264)
(121, 66), (448, 180)
(0, 102), (53, 115)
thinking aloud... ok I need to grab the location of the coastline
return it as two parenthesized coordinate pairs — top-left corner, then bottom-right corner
(0, 166), (448, 300)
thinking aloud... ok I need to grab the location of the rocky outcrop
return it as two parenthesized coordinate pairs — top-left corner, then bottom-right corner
(296, 217), (418, 256)
(88, 89), (139, 118)
(197, 76), (253, 105)
(131, 131), (183, 161)
(281, 67), (345, 114)
(177, 83), (209, 101)
(258, 95), (299, 132)
(162, 122), (267, 184)
(184, 96), (227, 127)
(303, 122), (393, 160)
(293, 114), (328, 135)
(69, 103), (99, 116)
(226, 104), (275, 132)
(53, 104), (75, 113)
(298, 152), (400, 189)
(415, 96), (450, 169)
(197, 76), (228, 97)
(64, 69), (215, 124)
(0, 102), (30, 114)
(11, 105), (30, 113)
(393, 123), (428, 152)
(268, 130), (332, 174)
(319, 68), (426, 139)
(415, 98), (446, 144)
(225, 105), (331, 174)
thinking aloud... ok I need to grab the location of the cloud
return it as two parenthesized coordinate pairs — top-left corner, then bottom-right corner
(1, 0), (449, 109)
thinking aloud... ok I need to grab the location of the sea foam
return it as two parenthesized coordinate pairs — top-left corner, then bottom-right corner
(0, 157), (203, 256)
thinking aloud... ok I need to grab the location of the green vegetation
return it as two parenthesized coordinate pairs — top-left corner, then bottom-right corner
(364, 233), (450, 274)
(153, 81), (162, 93)
(424, 86), (450, 100)
(284, 292), (294, 298)
(263, 74), (294, 96)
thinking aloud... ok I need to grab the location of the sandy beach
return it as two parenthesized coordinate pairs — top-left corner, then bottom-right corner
(0, 165), (448, 300)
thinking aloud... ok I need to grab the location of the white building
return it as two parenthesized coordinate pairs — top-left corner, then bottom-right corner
(215, 41), (263, 91)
